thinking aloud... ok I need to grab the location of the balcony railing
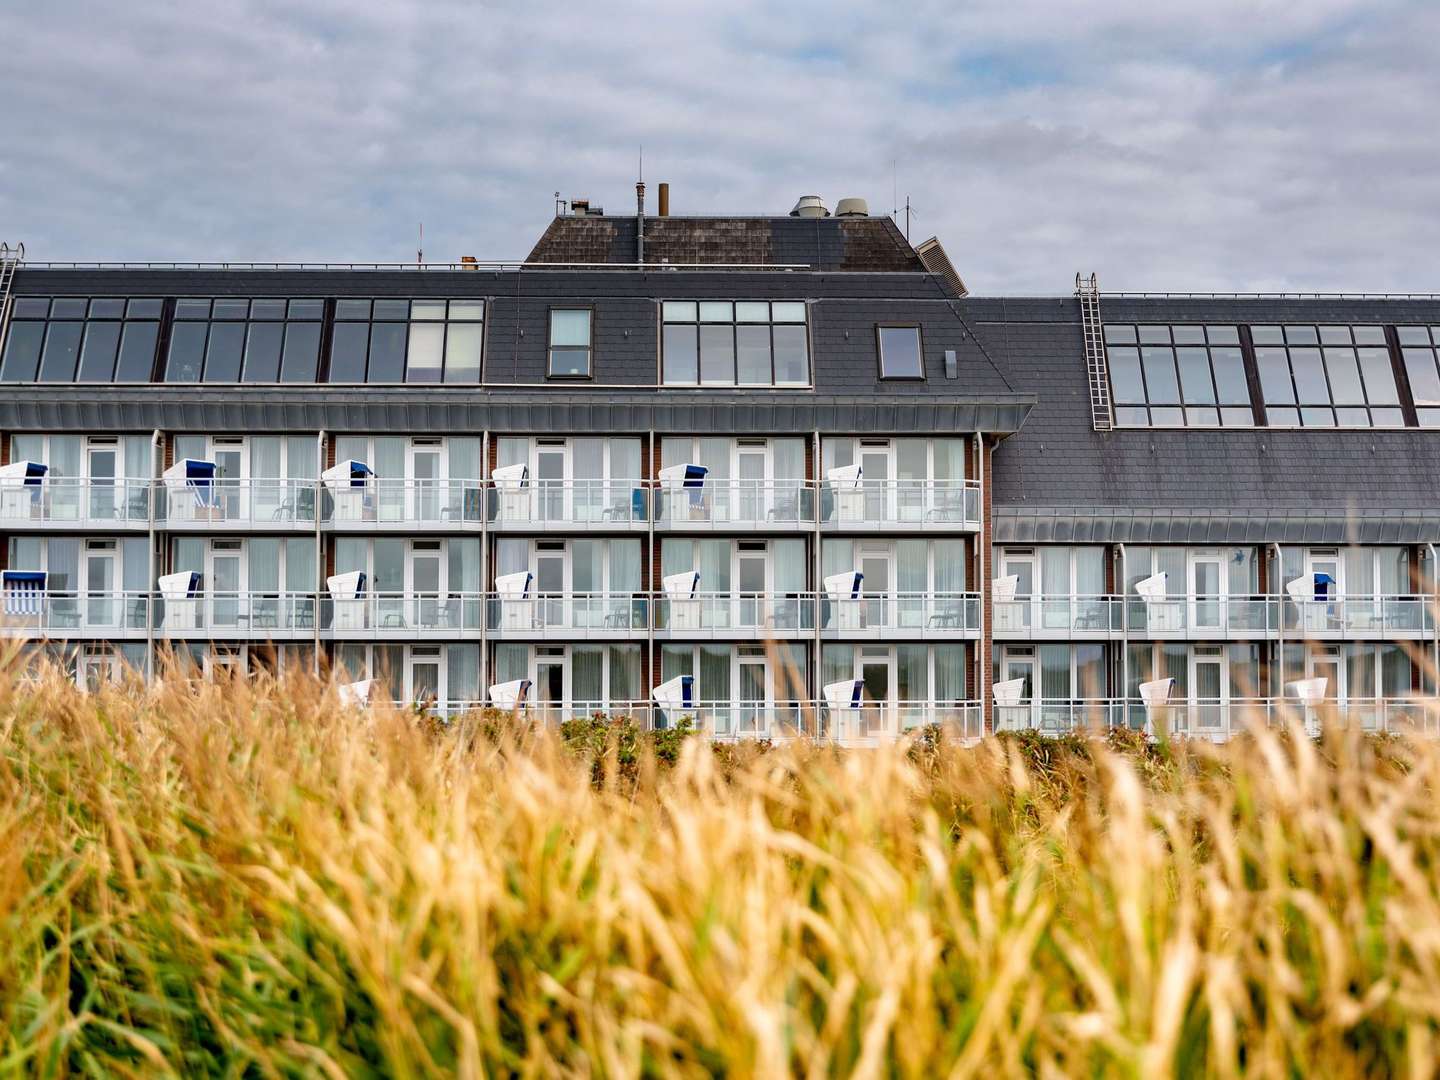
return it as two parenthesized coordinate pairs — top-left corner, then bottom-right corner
(820, 592), (979, 635)
(993, 593), (1438, 638)
(162, 479), (320, 528)
(653, 481), (815, 529)
(157, 592), (321, 635)
(488, 479), (650, 529)
(820, 480), (980, 530)
(653, 592), (815, 634)
(488, 592), (648, 634)
(0, 478), (153, 528)
(993, 697), (1440, 738)
(0, 591), (151, 636)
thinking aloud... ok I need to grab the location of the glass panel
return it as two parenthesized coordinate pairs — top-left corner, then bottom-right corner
(662, 323), (698, 384)
(662, 301), (697, 322)
(735, 302), (769, 322)
(699, 302), (733, 322)
(242, 322), (284, 382)
(115, 321), (159, 381)
(444, 323), (483, 382)
(550, 309), (590, 347)
(37, 322), (83, 382)
(1210, 348), (1248, 404)
(405, 323), (444, 383)
(174, 299), (210, 320)
(1137, 326), (1170, 344)
(287, 299), (323, 320)
(1140, 347), (1179, 403)
(165, 322), (207, 382)
(1175, 348), (1215, 403)
(771, 302), (805, 323)
(280, 322), (321, 382)
(878, 326), (922, 378)
(549, 347), (590, 377)
(699, 325), (735, 384)
(202, 321), (245, 381)
(372, 299), (410, 321)
(735, 325), (771, 383)
(250, 299), (286, 320)
(1108, 349), (1143, 403)
(1357, 349), (1398, 404)
(1323, 349), (1364, 404)
(367, 322), (407, 382)
(411, 300), (446, 321)
(1404, 350), (1440, 405)
(1, 322), (46, 381)
(76, 321), (121, 382)
(1255, 349), (1295, 403)
(772, 325), (808, 383)
(1104, 324), (1136, 344)
(329, 322), (369, 382)
(335, 299), (370, 320)
(1289, 349), (1328, 401)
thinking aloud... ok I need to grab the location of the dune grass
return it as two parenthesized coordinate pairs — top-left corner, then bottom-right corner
(3, 658), (1440, 1076)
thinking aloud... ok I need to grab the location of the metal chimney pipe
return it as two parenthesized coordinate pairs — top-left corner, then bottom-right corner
(636, 180), (646, 264)
(658, 182), (670, 217)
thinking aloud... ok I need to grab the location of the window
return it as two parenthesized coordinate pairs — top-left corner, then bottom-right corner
(1250, 325), (1401, 427)
(548, 309), (592, 378)
(1105, 324), (1250, 427)
(877, 325), (923, 379)
(328, 298), (483, 383)
(164, 298), (324, 383)
(1396, 327), (1440, 427)
(661, 300), (808, 386)
(1, 297), (162, 383)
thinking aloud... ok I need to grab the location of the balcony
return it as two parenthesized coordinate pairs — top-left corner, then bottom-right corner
(653, 481), (815, 531)
(653, 593), (815, 638)
(486, 593), (647, 638)
(993, 697), (1440, 739)
(819, 592), (980, 639)
(992, 594), (1436, 640)
(819, 480), (980, 532)
(0, 591), (151, 638)
(156, 592), (320, 638)
(0, 478), (152, 530)
(487, 480), (649, 532)
(162, 479), (320, 530)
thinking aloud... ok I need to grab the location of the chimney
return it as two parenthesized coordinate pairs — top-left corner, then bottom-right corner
(460, 255), (478, 270)
(636, 179), (646, 264)
(658, 182), (670, 217)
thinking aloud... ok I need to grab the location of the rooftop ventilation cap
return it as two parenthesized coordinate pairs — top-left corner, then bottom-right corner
(790, 195), (830, 218)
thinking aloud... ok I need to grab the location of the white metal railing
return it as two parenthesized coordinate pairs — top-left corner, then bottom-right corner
(1283, 595), (1435, 636)
(821, 592), (979, 633)
(163, 479), (320, 527)
(488, 479), (649, 527)
(654, 592), (815, 633)
(328, 479), (486, 527)
(157, 591), (320, 634)
(820, 700), (984, 743)
(0, 590), (151, 635)
(326, 593), (485, 634)
(487, 592), (647, 633)
(0, 477), (152, 527)
(992, 697), (1440, 739)
(654, 481), (815, 528)
(821, 479), (980, 529)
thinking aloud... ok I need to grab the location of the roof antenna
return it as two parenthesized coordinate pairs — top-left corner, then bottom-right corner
(417, 222), (423, 265)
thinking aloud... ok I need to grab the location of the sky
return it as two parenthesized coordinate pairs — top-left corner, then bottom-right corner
(2, 0), (1437, 294)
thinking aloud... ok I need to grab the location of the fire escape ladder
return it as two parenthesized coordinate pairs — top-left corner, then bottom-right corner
(1076, 271), (1112, 431)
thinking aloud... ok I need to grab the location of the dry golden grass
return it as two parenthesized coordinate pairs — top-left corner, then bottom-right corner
(3, 654), (1440, 1076)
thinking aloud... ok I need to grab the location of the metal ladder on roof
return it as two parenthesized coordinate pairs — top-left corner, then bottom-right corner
(1076, 271), (1112, 431)
(0, 242), (23, 348)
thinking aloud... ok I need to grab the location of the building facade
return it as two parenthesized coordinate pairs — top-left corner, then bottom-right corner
(1, 200), (1437, 741)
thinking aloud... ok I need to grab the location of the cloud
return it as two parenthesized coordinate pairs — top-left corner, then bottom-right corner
(1, 0), (1435, 292)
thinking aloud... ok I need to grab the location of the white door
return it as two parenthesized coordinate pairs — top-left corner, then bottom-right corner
(735, 445), (767, 523)
(535, 444), (568, 523)
(736, 546), (770, 630)
(858, 649), (894, 739)
(535, 651), (567, 720)
(1188, 552), (1225, 632)
(859, 443), (893, 523)
(84, 542), (119, 629)
(534, 545), (567, 630)
(207, 541), (245, 629)
(87, 442), (118, 522)
(999, 550), (1036, 632)
(736, 654), (770, 736)
(1308, 648), (1344, 717)
(860, 545), (893, 630)
(1000, 651), (1037, 731)
(409, 442), (444, 523)
(406, 541), (446, 628)
(409, 646), (442, 708)
(209, 439), (246, 523)
(1188, 647), (1228, 734)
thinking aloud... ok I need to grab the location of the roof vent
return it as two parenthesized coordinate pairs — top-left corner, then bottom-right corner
(915, 236), (969, 298)
(570, 198), (604, 217)
(789, 195), (830, 218)
(834, 197), (869, 218)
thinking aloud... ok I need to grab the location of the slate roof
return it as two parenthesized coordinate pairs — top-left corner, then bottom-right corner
(525, 214), (925, 272)
(982, 295), (1440, 542)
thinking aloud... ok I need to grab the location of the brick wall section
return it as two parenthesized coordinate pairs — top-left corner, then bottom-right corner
(980, 435), (994, 732)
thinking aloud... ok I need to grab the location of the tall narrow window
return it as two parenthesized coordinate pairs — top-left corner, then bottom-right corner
(877, 325), (923, 379)
(548, 309), (592, 378)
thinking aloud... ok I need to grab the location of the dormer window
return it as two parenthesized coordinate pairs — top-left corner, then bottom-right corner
(660, 301), (808, 386)
(548, 309), (592, 378)
(877, 325), (923, 379)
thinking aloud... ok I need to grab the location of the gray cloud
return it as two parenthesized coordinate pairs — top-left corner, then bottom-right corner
(2, 0), (1435, 292)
